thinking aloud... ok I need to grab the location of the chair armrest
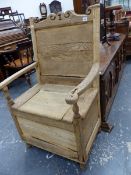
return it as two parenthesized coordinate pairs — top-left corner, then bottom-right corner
(0, 62), (37, 90)
(66, 63), (99, 105)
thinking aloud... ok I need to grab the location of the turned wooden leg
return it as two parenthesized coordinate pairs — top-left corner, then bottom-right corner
(25, 74), (32, 87)
(80, 163), (86, 169)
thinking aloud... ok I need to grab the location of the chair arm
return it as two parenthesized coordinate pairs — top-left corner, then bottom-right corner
(0, 62), (37, 90)
(66, 63), (99, 105)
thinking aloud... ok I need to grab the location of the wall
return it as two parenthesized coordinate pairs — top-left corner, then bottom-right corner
(0, 0), (74, 18)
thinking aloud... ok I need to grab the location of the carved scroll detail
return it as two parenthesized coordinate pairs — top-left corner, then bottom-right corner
(33, 9), (94, 28)
(49, 11), (72, 21)
(86, 8), (92, 15)
(50, 14), (56, 20)
(64, 11), (71, 18)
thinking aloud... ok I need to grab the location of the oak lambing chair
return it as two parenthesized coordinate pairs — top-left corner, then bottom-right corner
(0, 4), (101, 167)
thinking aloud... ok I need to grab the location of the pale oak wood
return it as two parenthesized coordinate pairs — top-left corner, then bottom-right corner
(24, 136), (79, 162)
(17, 117), (77, 152)
(0, 62), (37, 90)
(65, 63), (99, 104)
(2, 86), (24, 141)
(1, 4), (101, 167)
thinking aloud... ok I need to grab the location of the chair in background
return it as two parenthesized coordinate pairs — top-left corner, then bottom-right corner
(3, 40), (34, 86)
(114, 9), (126, 22)
(114, 8), (131, 56)
(0, 7), (12, 19)
(49, 0), (62, 14)
(0, 7), (17, 21)
(0, 5), (100, 167)
(9, 11), (25, 27)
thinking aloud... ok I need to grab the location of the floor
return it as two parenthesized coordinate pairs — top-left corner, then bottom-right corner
(0, 60), (131, 175)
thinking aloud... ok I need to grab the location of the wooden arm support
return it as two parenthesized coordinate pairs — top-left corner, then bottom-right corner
(66, 63), (99, 105)
(0, 62), (37, 91)
(0, 62), (37, 108)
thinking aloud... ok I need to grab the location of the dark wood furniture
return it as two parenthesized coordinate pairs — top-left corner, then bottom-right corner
(0, 69), (4, 81)
(0, 7), (18, 21)
(126, 36), (131, 56)
(3, 40), (34, 86)
(0, 19), (30, 81)
(126, 13), (131, 56)
(73, 0), (82, 14)
(73, 0), (99, 14)
(82, 0), (99, 12)
(0, 19), (29, 50)
(9, 11), (25, 26)
(0, 7), (26, 30)
(49, 0), (62, 14)
(0, 5), (101, 167)
(101, 17), (129, 127)
(113, 8), (131, 57)
(115, 21), (129, 36)
(100, 34), (126, 132)
(0, 7), (12, 18)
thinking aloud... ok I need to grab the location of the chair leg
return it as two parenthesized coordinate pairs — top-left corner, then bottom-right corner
(25, 73), (32, 87)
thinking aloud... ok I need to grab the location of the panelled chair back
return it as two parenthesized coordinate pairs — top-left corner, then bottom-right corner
(0, 4), (100, 167)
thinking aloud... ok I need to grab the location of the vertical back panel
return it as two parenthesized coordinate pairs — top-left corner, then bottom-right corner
(31, 6), (100, 84)
(36, 22), (93, 78)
